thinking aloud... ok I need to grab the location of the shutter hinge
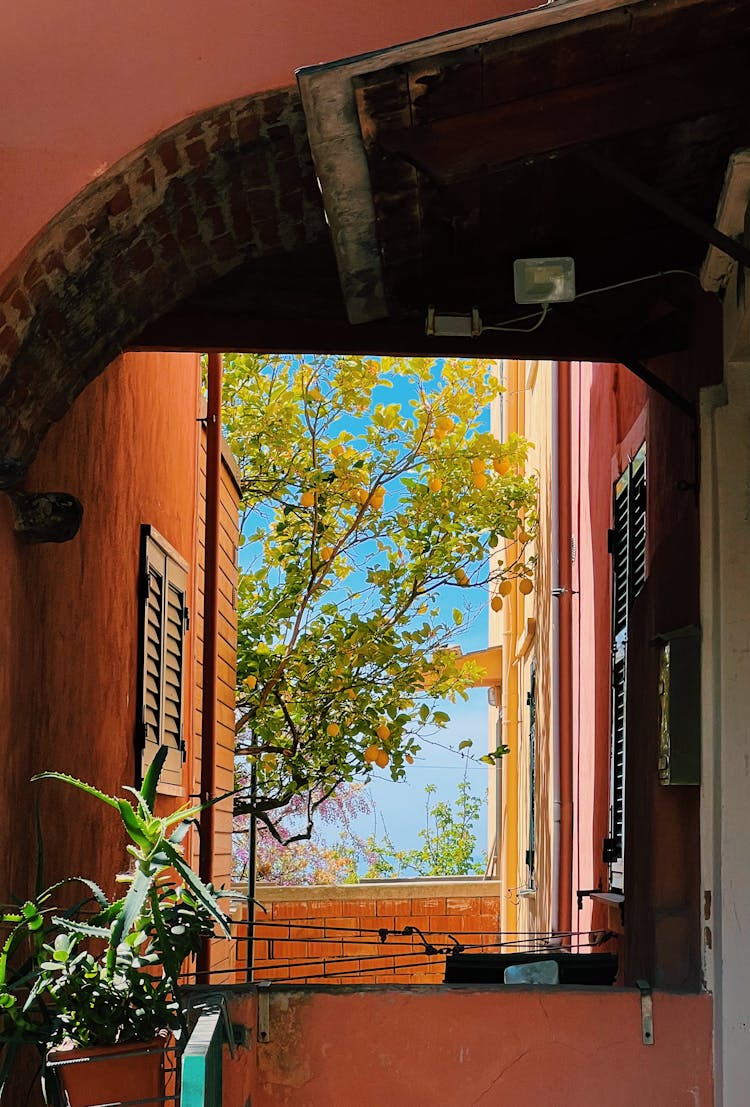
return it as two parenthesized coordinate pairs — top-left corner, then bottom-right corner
(183, 606), (190, 632)
(526, 691), (534, 707)
(607, 528), (616, 554)
(602, 837), (619, 863)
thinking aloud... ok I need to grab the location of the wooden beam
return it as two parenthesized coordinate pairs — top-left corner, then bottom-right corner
(130, 306), (687, 363)
(378, 47), (750, 186)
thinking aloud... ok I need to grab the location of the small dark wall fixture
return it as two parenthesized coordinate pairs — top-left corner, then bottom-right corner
(8, 491), (83, 543)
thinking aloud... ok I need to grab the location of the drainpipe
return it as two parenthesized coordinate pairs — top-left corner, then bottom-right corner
(198, 351), (223, 978)
(550, 364), (561, 932)
(555, 362), (574, 939)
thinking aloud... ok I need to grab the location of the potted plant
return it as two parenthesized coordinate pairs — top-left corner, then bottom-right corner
(2, 747), (232, 1106)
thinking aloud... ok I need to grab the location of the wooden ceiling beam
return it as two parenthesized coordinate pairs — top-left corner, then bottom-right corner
(130, 306), (689, 363)
(378, 47), (750, 186)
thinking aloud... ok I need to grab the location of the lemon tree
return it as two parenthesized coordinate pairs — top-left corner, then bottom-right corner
(223, 354), (536, 843)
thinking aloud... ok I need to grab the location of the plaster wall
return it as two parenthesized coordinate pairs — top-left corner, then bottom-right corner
(0, 0), (529, 279)
(222, 985), (713, 1106)
(701, 262), (750, 1105)
(0, 351), (202, 900)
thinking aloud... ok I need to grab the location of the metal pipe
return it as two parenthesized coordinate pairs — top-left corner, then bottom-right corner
(550, 363), (561, 933)
(246, 758), (257, 982)
(197, 351), (223, 977)
(556, 362), (574, 939)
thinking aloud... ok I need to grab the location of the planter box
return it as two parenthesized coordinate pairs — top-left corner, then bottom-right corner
(46, 1034), (169, 1106)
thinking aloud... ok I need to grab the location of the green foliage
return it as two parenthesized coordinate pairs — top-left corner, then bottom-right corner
(363, 780), (486, 878)
(223, 353), (536, 841)
(0, 749), (233, 1070)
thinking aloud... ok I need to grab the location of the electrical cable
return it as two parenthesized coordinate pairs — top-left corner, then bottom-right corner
(478, 267), (700, 334)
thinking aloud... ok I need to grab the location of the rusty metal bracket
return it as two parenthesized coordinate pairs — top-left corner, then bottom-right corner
(257, 981), (270, 1044)
(636, 979), (654, 1046)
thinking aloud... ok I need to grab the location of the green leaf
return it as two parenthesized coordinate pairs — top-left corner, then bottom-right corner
(452, 609), (463, 626)
(32, 771), (120, 810)
(458, 739), (473, 751)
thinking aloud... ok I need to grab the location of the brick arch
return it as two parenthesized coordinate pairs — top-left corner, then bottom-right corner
(0, 87), (327, 488)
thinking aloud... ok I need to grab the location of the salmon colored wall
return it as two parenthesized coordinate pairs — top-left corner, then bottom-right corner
(0, 0), (530, 278)
(248, 881), (503, 985)
(0, 351), (202, 901)
(582, 324), (722, 986)
(222, 986), (713, 1106)
(570, 362), (647, 944)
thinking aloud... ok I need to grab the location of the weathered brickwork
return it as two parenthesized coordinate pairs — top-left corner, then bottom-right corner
(243, 881), (504, 985)
(0, 88), (327, 487)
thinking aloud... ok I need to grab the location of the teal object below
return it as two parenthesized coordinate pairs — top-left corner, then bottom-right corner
(181, 1007), (224, 1107)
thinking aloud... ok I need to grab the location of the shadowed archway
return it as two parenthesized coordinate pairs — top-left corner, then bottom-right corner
(0, 87), (327, 486)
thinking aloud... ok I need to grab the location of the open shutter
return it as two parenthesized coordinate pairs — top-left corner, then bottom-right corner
(525, 661), (537, 880)
(629, 449), (647, 602)
(138, 528), (188, 794)
(604, 444), (646, 893)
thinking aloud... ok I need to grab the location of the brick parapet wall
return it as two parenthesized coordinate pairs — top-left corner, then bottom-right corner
(243, 880), (503, 985)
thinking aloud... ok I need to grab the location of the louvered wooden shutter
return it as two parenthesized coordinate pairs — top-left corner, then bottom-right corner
(526, 661), (537, 879)
(604, 445), (646, 892)
(629, 451), (647, 601)
(138, 528), (188, 794)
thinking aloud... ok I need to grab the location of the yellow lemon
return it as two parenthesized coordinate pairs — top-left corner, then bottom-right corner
(519, 531), (531, 544)
(405, 753), (414, 765)
(491, 595), (503, 612)
(436, 415), (454, 432)
(376, 722), (391, 741)
(473, 473), (488, 490)
(364, 744), (380, 763)
(375, 749), (390, 769)
(331, 444), (344, 457)
(320, 545), (334, 561)
(499, 580), (513, 597)
(347, 688), (357, 701)
(326, 723), (341, 738)
(300, 490), (315, 507)
(471, 457), (486, 474)
(429, 477), (443, 493)
(493, 457), (511, 476)
(243, 674), (258, 689)
(519, 578), (534, 595)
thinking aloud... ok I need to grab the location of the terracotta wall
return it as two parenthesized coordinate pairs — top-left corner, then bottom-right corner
(0, 351), (202, 901)
(0, 350), (240, 909)
(247, 881), (503, 985)
(220, 985), (713, 1107)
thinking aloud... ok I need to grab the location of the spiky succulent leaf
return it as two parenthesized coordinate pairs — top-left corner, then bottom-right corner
(160, 841), (230, 937)
(32, 772), (119, 811)
(140, 745), (168, 811)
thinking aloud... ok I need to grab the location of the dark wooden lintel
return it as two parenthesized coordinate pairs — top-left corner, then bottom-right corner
(377, 46), (749, 186)
(130, 307), (687, 364)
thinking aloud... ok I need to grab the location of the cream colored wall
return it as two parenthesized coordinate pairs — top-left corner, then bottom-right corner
(700, 257), (750, 1106)
(488, 361), (555, 940)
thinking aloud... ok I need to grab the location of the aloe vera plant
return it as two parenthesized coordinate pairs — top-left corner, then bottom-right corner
(28, 746), (231, 1046)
